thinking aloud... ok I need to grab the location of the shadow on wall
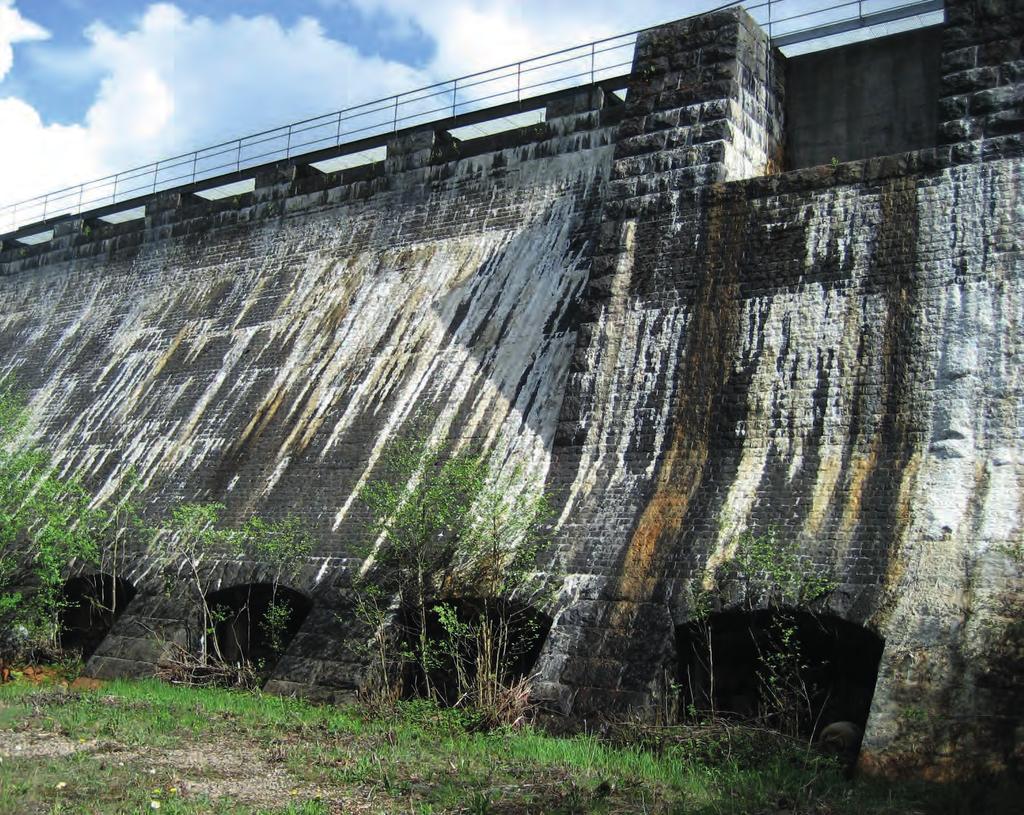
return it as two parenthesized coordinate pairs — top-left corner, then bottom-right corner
(59, 574), (137, 660)
(200, 183), (594, 539)
(676, 609), (884, 743)
(204, 583), (312, 671)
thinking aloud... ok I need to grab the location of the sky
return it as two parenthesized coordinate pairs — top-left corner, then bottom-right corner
(0, 1), (938, 211)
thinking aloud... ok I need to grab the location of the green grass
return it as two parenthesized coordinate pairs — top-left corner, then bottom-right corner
(0, 677), (1005, 814)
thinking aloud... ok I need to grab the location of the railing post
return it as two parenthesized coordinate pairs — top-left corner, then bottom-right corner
(285, 125), (292, 159)
(112, 174), (118, 205)
(590, 42), (595, 85)
(42, 193), (48, 220)
(191, 152), (198, 184)
(235, 140), (241, 172)
(393, 95), (399, 132)
(452, 79), (458, 118)
(77, 185), (84, 215)
(152, 160), (159, 194)
(335, 110), (343, 144)
(517, 62), (521, 104)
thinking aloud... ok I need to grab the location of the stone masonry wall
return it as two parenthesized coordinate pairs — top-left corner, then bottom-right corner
(0, 100), (620, 689)
(535, 2), (1024, 777)
(0, 2), (1021, 777)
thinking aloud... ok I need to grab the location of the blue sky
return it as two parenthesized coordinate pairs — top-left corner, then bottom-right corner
(2, 0), (702, 205)
(5, 1), (437, 124)
(0, 1), (941, 209)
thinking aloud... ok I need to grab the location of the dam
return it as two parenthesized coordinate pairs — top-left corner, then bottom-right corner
(0, 0), (1021, 776)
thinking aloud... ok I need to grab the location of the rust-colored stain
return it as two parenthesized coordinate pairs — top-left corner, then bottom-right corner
(613, 185), (746, 606)
(878, 449), (922, 596)
(804, 450), (843, 540)
(838, 443), (880, 539)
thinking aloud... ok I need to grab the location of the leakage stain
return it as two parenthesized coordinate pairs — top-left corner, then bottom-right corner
(613, 184), (747, 606)
(123, 324), (190, 415)
(839, 444), (880, 539)
(878, 448), (922, 596)
(275, 268), (370, 458)
(804, 450), (844, 539)
(850, 175), (926, 622)
(236, 385), (288, 453)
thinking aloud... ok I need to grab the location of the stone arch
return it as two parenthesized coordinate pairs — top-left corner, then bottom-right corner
(675, 608), (884, 740)
(402, 597), (553, 704)
(204, 583), (312, 670)
(58, 573), (137, 659)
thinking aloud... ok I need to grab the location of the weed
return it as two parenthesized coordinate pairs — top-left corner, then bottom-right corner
(467, 790), (491, 815)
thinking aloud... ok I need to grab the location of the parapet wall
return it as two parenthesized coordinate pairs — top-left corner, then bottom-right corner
(785, 26), (942, 167)
(1, 0), (1022, 777)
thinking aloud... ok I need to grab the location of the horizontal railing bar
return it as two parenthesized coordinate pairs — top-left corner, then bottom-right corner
(772, 0), (943, 46)
(290, 120), (339, 138)
(453, 88), (519, 112)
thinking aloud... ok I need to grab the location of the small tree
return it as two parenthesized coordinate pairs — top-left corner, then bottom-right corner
(0, 378), (107, 652)
(237, 514), (313, 658)
(93, 468), (149, 619)
(686, 528), (836, 736)
(360, 438), (486, 699)
(154, 502), (240, 664)
(22, 473), (107, 648)
(151, 504), (314, 676)
(359, 439), (555, 719)
(434, 468), (553, 716)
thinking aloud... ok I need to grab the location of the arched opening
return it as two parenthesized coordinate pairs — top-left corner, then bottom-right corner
(58, 573), (137, 659)
(401, 598), (552, 705)
(676, 609), (884, 742)
(204, 583), (311, 671)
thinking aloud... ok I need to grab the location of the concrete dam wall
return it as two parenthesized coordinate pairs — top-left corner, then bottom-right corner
(1, 0), (1022, 776)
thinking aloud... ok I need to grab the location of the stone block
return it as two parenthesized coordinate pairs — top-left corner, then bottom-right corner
(942, 66), (1000, 94)
(969, 85), (1024, 115)
(546, 87), (605, 119)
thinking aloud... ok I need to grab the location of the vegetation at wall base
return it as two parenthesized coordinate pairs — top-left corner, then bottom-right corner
(356, 436), (555, 725)
(2, 674), (1015, 815)
(0, 376), (315, 682)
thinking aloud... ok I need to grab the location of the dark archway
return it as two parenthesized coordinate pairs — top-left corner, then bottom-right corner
(676, 609), (884, 740)
(401, 598), (553, 704)
(204, 583), (311, 670)
(59, 573), (137, 659)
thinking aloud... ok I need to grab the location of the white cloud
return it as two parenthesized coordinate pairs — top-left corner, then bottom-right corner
(0, 2), (426, 213)
(0, 0), (47, 82)
(345, 0), (721, 75)
(0, 0), (710, 214)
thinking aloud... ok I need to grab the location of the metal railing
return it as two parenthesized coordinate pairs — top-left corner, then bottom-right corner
(0, 33), (637, 235)
(0, 0), (943, 237)
(737, 0), (943, 46)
